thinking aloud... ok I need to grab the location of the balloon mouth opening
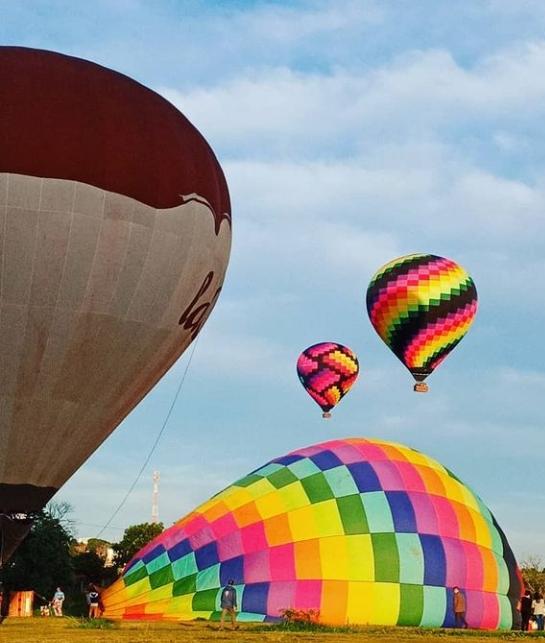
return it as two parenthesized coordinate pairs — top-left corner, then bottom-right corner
(322, 412), (332, 419)
(413, 382), (429, 393)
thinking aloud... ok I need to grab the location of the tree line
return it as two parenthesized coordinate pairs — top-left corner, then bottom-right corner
(0, 502), (163, 616)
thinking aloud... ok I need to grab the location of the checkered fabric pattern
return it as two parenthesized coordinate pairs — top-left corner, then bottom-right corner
(366, 254), (478, 382)
(296, 343), (359, 414)
(102, 438), (520, 630)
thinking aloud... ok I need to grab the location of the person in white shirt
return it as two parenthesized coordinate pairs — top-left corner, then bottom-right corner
(51, 587), (65, 617)
(532, 592), (545, 630)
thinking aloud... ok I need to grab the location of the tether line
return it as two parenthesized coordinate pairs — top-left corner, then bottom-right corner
(95, 338), (199, 539)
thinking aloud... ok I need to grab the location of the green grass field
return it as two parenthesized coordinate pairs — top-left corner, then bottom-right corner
(0, 619), (541, 643)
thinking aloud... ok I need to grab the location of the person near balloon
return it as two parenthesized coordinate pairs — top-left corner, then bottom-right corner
(532, 592), (545, 630)
(87, 584), (101, 619)
(521, 589), (533, 631)
(452, 587), (468, 628)
(219, 580), (238, 631)
(51, 587), (65, 617)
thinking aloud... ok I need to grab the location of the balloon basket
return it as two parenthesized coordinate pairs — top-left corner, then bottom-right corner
(413, 382), (429, 393)
(322, 412), (332, 419)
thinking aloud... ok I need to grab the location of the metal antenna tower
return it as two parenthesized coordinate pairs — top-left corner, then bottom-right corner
(151, 471), (160, 524)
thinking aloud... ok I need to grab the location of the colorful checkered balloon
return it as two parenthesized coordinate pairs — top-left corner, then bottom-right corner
(296, 343), (359, 417)
(366, 254), (478, 388)
(102, 438), (521, 629)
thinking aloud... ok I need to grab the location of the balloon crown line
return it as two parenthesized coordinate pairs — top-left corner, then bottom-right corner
(297, 253), (478, 417)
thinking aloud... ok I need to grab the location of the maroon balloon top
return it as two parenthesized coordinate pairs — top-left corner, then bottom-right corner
(0, 47), (230, 233)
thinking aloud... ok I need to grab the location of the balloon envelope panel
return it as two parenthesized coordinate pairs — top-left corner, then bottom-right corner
(366, 254), (477, 382)
(102, 438), (521, 629)
(0, 47), (231, 561)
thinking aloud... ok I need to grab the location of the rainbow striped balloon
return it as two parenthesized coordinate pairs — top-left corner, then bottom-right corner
(296, 343), (359, 417)
(101, 438), (521, 629)
(366, 254), (477, 386)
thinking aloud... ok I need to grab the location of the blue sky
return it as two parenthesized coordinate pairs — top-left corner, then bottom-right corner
(3, 1), (545, 559)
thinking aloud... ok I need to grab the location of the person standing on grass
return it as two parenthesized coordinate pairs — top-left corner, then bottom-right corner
(88, 584), (100, 619)
(452, 586), (468, 628)
(533, 591), (545, 630)
(521, 589), (533, 631)
(219, 579), (238, 631)
(51, 587), (65, 617)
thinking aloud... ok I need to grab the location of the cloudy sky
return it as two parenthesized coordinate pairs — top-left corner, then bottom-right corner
(3, 1), (545, 558)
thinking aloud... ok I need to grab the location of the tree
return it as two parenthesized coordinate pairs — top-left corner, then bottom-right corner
(0, 502), (75, 600)
(72, 551), (107, 584)
(520, 555), (545, 593)
(113, 522), (164, 569)
(85, 538), (110, 555)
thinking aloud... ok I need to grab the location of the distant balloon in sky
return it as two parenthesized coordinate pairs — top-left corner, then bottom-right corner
(366, 254), (477, 392)
(0, 47), (231, 564)
(297, 343), (359, 418)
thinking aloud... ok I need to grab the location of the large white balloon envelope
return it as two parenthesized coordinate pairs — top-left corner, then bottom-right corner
(0, 47), (231, 563)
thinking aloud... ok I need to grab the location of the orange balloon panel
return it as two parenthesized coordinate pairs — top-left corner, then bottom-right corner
(0, 47), (231, 562)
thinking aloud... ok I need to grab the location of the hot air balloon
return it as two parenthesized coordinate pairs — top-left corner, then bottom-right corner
(102, 437), (522, 629)
(297, 343), (359, 418)
(366, 254), (477, 392)
(0, 47), (231, 564)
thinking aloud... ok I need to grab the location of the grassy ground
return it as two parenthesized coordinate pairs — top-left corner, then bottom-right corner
(0, 619), (542, 643)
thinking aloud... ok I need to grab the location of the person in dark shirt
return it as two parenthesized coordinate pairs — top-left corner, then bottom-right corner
(453, 586), (468, 628)
(521, 589), (533, 631)
(219, 579), (238, 631)
(87, 584), (100, 619)
(532, 591), (545, 630)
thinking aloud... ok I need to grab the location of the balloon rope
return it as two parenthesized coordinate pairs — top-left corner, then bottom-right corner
(0, 518), (4, 569)
(95, 336), (200, 539)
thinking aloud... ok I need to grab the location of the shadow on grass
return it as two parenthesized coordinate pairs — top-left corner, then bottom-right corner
(254, 622), (545, 638)
(66, 617), (118, 630)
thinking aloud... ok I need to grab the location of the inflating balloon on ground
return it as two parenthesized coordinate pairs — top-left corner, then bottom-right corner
(102, 437), (521, 630)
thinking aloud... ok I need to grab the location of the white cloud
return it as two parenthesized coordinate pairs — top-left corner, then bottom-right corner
(225, 158), (439, 222)
(448, 170), (544, 237)
(498, 367), (545, 388)
(493, 131), (526, 153)
(232, 0), (383, 44)
(162, 41), (545, 157)
(160, 39), (545, 315)
(193, 330), (293, 381)
(221, 157), (545, 305)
